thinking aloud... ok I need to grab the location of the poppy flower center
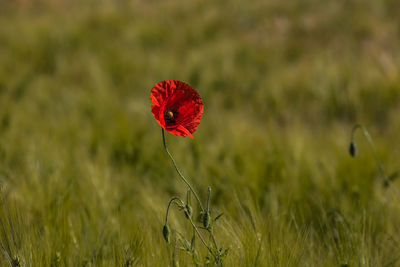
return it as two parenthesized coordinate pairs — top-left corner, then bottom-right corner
(164, 110), (176, 125)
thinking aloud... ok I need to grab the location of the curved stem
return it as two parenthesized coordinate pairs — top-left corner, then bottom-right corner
(351, 124), (400, 202)
(161, 129), (221, 265)
(165, 197), (182, 225)
(162, 129), (205, 212)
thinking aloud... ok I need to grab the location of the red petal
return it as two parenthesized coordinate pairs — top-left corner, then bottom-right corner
(150, 80), (203, 138)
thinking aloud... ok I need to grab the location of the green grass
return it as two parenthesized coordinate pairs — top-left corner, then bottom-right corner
(0, 0), (400, 265)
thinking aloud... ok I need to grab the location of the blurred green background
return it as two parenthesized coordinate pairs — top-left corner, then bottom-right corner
(0, 0), (399, 266)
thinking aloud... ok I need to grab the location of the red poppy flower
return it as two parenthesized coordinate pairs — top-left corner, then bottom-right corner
(150, 80), (203, 138)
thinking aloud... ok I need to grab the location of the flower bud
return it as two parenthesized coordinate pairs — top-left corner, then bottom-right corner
(203, 211), (210, 228)
(163, 225), (171, 244)
(349, 142), (356, 157)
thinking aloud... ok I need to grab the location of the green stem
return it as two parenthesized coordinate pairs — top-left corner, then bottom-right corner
(205, 187), (219, 249)
(161, 129), (221, 265)
(162, 129), (205, 212)
(165, 197), (182, 225)
(209, 228), (218, 250)
(187, 215), (222, 265)
(187, 216), (213, 254)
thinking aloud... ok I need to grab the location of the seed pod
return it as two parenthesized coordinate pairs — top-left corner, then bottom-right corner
(184, 204), (192, 219)
(203, 211), (210, 228)
(349, 142), (356, 157)
(163, 225), (171, 244)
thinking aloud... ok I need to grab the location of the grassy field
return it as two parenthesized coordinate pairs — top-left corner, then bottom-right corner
(0, 0), (400, 266)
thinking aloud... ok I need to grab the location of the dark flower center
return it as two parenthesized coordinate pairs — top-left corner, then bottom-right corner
(164, 110), (176, 125)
